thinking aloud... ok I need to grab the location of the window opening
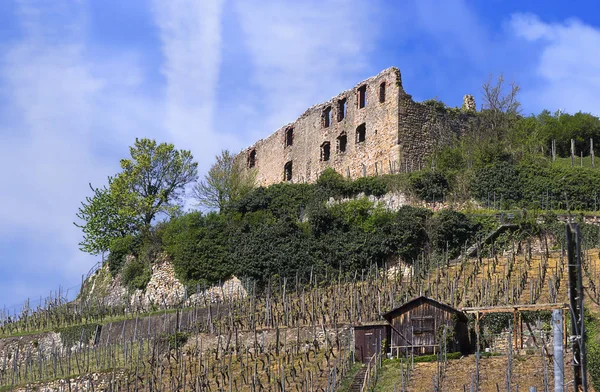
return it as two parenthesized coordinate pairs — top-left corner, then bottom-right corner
(323, 106), (332, 128)
(321, 142), (331, 161)
(356, 123), (366, 143)
(337, 98), (347, 121)
(358, 85), (367, 108)
(285, 128), (294, 147)
(379, 82), (386, 103)
(284, 161), (293, 181)
(337, 133), (347, 153)
(247, 149), (256, 168)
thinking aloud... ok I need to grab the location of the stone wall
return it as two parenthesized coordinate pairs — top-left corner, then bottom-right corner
(239, 66), (474, 186)
(397, 96), (476, 168)
(241, 67), (402, 186)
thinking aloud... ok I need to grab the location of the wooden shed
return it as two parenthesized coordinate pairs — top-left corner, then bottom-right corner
(383, 296), (471, 356)
(353, 321), (391, 363)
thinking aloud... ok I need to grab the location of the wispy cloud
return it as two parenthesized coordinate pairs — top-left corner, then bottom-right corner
(234, 0), (380, 137)
(0, 0), (159, 305)
(510, 14), (600, 115)
(152, 0), (234, 172)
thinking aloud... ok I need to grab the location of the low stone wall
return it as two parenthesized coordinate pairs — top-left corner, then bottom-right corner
(14, 370), (128, 392)
(488, 329), (554, 355)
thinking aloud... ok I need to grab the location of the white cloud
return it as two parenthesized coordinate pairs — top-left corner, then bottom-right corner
(234, 0), (380, 136)
(0, 1), (161, 304)
(152, 0), (237, 172)
(510, 14), (600, 115)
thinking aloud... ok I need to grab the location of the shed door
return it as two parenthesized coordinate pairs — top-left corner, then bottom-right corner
(363, 330), (381, 361)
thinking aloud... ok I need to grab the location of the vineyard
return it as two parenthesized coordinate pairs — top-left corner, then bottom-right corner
(1, 227), (600, 391)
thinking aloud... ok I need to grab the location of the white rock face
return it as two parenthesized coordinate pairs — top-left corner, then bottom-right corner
(187, 276), (248, 305)
(83, 253), (248, 311)
(326, 192), (408, 211)
(138, 258), (186, 308)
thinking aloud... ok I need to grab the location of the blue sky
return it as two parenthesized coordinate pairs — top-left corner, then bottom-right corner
(1, 0), (600, 310)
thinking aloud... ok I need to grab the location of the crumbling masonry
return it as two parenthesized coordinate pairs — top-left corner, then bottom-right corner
(240, 67), (475, 186)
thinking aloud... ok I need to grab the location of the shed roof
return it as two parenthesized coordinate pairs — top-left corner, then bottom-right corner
(354, 321), (391, 328)
(382, 296), (468, 323)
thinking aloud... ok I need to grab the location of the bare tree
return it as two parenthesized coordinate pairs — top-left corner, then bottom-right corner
(194, 150), (256, 211)
(480, 74), (522, 136)
(482, 74), (521, 114)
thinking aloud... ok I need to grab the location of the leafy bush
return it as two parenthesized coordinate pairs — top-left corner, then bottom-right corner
(108, 235), (141, 276)
(436, 146), (465, 173)
(316, 168), (348, 196)
(161, 211), (233, 287)
(121, 258), (151, 291)
(167, 332), (189, 348)
(430, 210), (478, 258)
(472, 162), (522, 208)
(348, 176), (388, 197)
(230, 183), (317, 219)
(230, 217), (316, 284)
(56, 324), (101, 347)
(409, 171), (449, 202)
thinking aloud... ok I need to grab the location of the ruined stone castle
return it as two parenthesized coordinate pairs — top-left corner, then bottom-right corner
(240, 67), (475, 186)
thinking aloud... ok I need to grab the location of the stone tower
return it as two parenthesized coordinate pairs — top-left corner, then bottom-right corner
(462, 94), (476, 111)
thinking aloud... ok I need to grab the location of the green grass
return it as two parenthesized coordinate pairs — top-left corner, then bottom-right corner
(336, 362), (363, 392)
(552, 155), (599, 169)
(372, 354), (463, 392)
(372, 358), (412, 392)
(586, 310), (600, 391)
(0, 306), (182, 339)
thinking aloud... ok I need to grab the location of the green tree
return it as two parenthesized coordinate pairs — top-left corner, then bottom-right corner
(194, 150), (256, 211)
(74, 180), (136, 258)
(110, 138), (198, 233)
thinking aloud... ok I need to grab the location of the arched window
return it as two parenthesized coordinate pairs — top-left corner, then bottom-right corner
(284, 161), (293, 181)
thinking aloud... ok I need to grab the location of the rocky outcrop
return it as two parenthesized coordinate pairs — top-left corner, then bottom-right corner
(186, 275), (247, 305)
(130, 256), (186, 309)
(82, 254), (247, 311)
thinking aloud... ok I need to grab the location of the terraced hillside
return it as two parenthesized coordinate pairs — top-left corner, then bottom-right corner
(1, 238), (600, 391)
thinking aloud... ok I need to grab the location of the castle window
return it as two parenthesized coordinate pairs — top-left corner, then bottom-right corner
(337, 133), (347, 153)
(358, 85), (367, 108)
(323, 106), (332, 128)
(356, 123), (366, 143)
(379, 82), (386, 103)
(337, 98), (347, 121)
(247, 149), (256, 168)
(284, 161), (293, 181)
(321, 141), (331, 161)
(285, 127), (294, 147)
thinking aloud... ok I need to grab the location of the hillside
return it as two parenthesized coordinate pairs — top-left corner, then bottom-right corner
(5, 95), (600, 391)
(2, 231), (600, 390)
